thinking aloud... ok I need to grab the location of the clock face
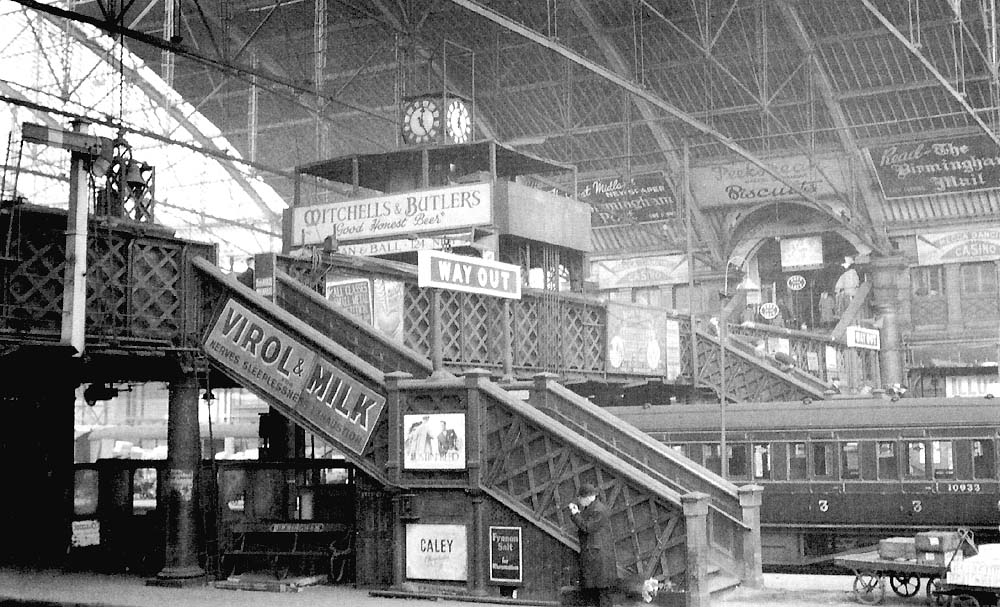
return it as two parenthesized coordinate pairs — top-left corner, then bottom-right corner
(402, 98), (440, 144)
(446, 100), (471, 143)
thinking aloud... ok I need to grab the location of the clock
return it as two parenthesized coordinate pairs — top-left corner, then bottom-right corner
(446, 99), (471, 144)
(401, 97), (441, 144)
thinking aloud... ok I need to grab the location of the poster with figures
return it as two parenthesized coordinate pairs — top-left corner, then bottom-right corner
(403, 413), (466, 470)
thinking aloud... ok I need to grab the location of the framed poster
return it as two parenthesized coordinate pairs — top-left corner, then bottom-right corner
(406, 524), (468, 581)
(325, 278), (373, 324)
(489, 526), (523, 583)
(403, 413), (466, 470)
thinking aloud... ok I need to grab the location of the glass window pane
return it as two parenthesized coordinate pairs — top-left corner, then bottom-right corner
(790, 442), (807, 480)
(703, 444), (721, 475)
(974, 440), (995, 479)
(752, 444), (771, 480)
(74, 469), (99, 516)
(877, 441), (897, 479)
(842, 442), (860, 479)
(932, 441), (954, 478)
(813, 443), (834, 477)
(907, 442), (926, 478)
(728, 445), (748, 478)
(133, 468), (158, 514)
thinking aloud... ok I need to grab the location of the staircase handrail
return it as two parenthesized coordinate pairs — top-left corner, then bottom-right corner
(273, 267), (436, 378)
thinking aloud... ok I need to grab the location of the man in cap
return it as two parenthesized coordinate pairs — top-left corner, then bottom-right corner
(568, 483), (616, 607)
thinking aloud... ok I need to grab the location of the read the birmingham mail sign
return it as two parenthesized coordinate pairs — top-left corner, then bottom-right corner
(418, 250), (521, 299)
(291, 182), (492, 246)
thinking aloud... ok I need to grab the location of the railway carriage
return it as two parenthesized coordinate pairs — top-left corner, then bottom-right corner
(609, 396), (1000, 568)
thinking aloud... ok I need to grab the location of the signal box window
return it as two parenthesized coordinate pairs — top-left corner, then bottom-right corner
(812, 443), (834, 478)
(877, 442), (897, 479)
(789, 442), (807, 480)
(932, 440), (955, 478)
(974, 440), (995, 479)
(703, 444), (721, 475)
(842, 442), (860, 479)
(728, 444), (749, 479)
(911, 266), (944, 297)
(906, 442), (926, 478)
(752, 444), (771, 480)
(961, 262), (998, 295)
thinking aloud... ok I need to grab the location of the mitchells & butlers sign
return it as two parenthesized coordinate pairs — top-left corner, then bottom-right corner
(290, 182), (492, 247)
(868, 134), (1000, 198)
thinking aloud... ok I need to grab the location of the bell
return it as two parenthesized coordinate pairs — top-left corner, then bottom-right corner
(124, 160), (146, 194)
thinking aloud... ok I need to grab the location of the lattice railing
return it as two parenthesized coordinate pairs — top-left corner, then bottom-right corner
(478, 382), (690, 586)
(1, 205), (213, 346)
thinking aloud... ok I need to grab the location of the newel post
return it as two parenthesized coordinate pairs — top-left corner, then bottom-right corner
(682, 492), (710, 607)
(738, 484), (764, 588)
(465, 369), (491, 596)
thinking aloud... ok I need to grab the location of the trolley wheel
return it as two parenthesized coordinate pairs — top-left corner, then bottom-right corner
(271, 555), (289, 580)
(950, 594), (980, 607)
(926, 576), (948, 606)
(853, 571), (885, 605)
(890, 573), (921, 597)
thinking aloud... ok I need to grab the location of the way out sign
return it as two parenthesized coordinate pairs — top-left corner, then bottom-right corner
(418, 250), (521, 299)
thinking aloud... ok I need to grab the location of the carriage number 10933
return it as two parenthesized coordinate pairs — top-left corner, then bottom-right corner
(944, 483), (981, 493)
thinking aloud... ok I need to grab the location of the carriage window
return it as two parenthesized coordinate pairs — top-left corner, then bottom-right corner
(932, 441), (954, 478)
(906, 442), (926, 478)
(703, 444), (721, 475)
(667, 444), (686, 457)
(841, 442), (860, 479)
(752, 444), (771, 480)
(973, 440), (996, 479)
(789, 442), (807, 479)
(878, 442), (898, 479)
(728, 444), (748, 479)
(812, 443), (834, 478)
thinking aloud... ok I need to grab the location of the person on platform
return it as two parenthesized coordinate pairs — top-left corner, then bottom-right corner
(818, 291), (837, 329)
(835, 256), (861, 315)
(569, 483), (616, 607)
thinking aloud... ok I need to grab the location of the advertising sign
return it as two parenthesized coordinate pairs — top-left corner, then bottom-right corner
(868, 134), (1000, 198)
(846, 326), (881, 350)
(691, 153), (849, 207)
(406, 524), (468, 581)
(606, 304), (667, 376)
(338, 233), (473, 256)
(71, 520), (100, 548)
(590, 254), (688, 289)
(418, 250), (521, 299)
(403, 412), (466, 470)
(291, 182), (492, 246)
(577, 172), (677, 226)
(325, 279), (373, 325)
(204, 298), (385, 454)
(916, 229), (1000, 265)
(489, 526), (523, 583)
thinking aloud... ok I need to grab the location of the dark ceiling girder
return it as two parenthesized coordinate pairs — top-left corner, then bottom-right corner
(448, 0), (883, 255)
(861, 0), (1000, 151)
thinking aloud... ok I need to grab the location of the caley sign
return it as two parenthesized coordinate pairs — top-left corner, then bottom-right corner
(204, 299), (385, 454)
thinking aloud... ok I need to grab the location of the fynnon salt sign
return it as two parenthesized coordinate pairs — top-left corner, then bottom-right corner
(204, 299), (385, 454)
(291, 182), (492, 246)
(418, 250), (521, 299)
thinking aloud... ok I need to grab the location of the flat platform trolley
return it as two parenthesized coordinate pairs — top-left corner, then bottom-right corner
(834, 550), (955, 605)
(932, 581), (1000, 607)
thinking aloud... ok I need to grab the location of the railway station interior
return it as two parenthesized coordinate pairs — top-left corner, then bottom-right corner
(1, 2), (999, 607)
